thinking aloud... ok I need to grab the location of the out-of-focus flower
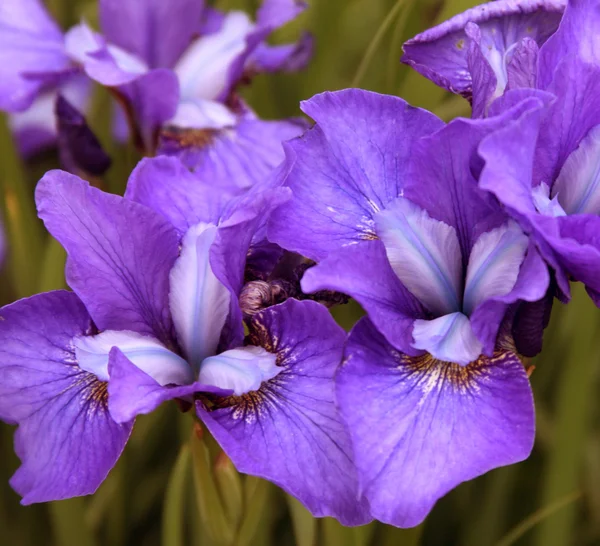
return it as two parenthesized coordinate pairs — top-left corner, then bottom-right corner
(268, 88), (549, 525)
(0, 157), (370, 525)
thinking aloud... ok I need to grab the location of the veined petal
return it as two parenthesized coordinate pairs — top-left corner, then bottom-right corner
(169, 223), (231, 368)
(339, 318), (534, 527)
(552, 124), (600, 215)
(413, 312), (483, 366)
(36, 171), (180, 343)
(74, 330), (192, 386)
(197, 299), (371, 525)
(175, 12), (254, 102)
(198, 346), (280, 396)
(375, 197), (462, 316)
(267, 89), (444, 261)
(463, 223), (529, 315)
(0, 291), (132, 504)
(532, 182), (567, 217)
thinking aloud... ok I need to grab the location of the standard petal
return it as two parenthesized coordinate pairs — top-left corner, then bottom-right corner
(100, 0), (203, 68)
(73, 329), (192, 385)
(267, 89), (444, 261)
(401, 0), (564, 101)
(197, 299), (372, 525)
(36, 171), (180, 344)
(198, 346), (281, 396)
(126, 156), (235, 232)
(412, 312), (483, 366)
(0, 292), (132, 504)
(375, 197), (462, 316)
(169, 223), (231, 368)
(538, 0), (600, 88)
(0, 0), (72, 111)
(301, 240), (424, 356)
(159, 114), (306, 189)
(463, 223), (529, 315)
(339, 318), (534, 528)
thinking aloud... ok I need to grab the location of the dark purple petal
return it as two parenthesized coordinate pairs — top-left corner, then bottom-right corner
(36, 171), (180, 344)
(401, 0), (564, 102)
(56, 95), (111, 176)
(197, 299), (372, 525)
(338, 318), (534, 527)
(268, 89), (444, 261)
(538, 0), (600, 88)
(512, 284), (554, 357)
(465, 23), (497, 118)
(126, 156), (236, 232)
(159, 114), (307, 190)
(0, 0), (72, 111)
(0, 291), (132, 504)
(100, 0), (203, 68)
(301, 240), (425, 356)
(107, 348), (230, 424)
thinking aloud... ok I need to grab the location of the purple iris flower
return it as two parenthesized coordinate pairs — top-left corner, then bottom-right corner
(401, 0), (566, 116)
(268, 88), (549, 526)
(0, 0), (310, 188)
(0, 156), (370, 525)
(447, 0), (600, 308)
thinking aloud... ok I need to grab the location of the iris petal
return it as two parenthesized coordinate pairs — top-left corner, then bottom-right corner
(552, 124), (600, 215)
(412, 312), (482, 366)
(169, 222), (231, 368)
(198, 346), (280, 396)
(74, 330), (192, 386)
(375, 197), (462, 316)
(463, 223), (529, 315)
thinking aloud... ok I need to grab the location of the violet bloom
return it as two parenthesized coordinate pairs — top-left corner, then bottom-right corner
(401, 0), (566, 116)
(268, 89), (549, 526)
(0, 157), (369, 525)
(473, 0), (600, 307)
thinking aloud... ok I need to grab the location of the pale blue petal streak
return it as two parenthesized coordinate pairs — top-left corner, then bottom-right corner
(74, 330), (193, 385)
(552, 124), (600, 215)
(532, 182), (567, 217)
(198, 346), (280, 396)
(412, 312), (482, 366)
(463, 222), (528, 315)
(169, 222), (231, 369)
(375, 197), (462, 316)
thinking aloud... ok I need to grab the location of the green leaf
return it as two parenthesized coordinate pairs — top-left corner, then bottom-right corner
(162, 445), (192, 546)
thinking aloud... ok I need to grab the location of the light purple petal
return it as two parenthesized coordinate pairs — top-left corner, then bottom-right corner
(107, 348), (230, 423)
(0, 0), (72, 111)
(338, 318), (534, 527)
(197, 299), (372, 525)
(100, 0), (203, 68)
(73, 329), (192, 385)
(538, 0), (600, 88)
(412, 312), (482, 365)
(126, 156), (235, 232)
(401, 0), (564, 101)
(463, 222), (529, 315)
(170, 223), (231, 367)
(198, 346), (280, 396)
(268, 89), (444, 261)
(248, 32), (313, 73)
(301, 240), (424, 356)
(0, 291), (132, 504)
(36, 170), (180, 344)
(375, 197), (462, 316)
(160, 114), (306, 189)
(507, 37), (540, 90)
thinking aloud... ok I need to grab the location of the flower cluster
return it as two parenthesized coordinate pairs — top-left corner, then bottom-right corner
(0, 0), (598, 531)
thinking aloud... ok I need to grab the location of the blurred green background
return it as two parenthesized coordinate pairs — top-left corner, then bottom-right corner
(0, 0), (598, 545)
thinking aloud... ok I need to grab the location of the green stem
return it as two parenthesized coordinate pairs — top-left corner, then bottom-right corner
(38, 237), (67, 292)
(286, 495), (317, 546)
(49, 499), (97, 546)
(162, 445), (191, 546)
(236, 477), (271, 546)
